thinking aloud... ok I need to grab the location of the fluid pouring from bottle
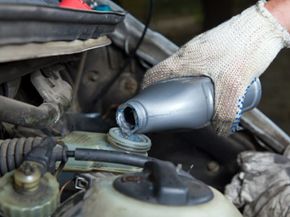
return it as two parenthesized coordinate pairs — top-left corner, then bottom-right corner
(116, 76), (262, 135)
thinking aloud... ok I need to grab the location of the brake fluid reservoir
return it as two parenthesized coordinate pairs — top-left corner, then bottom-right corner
(81, 161), (242, 217)
(62, 128), (151, 173)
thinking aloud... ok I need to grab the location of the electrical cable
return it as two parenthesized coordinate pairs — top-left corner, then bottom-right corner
(90, 0), (154, 106)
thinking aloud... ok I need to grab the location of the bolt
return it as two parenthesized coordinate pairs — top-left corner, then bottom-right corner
(87, 71), (99, 82)
(207, 161), (220, 173)
(121, 77), (138, 95)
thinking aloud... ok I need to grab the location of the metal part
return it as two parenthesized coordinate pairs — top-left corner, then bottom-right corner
(207, 161), (220, 173)
(0, 170), (59, 217)
(117, 77), (261, 134)
(0, 70), (72, 128)
(13, 161), (42, 192)
(240, 108), (290, 153)
(75, 176), (90, 190)
(96, 0), (179, 65)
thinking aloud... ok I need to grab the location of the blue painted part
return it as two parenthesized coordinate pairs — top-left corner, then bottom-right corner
(231, 78), (257, 133)
(94, 4), (112, 11)
(117, 129), (145, 143)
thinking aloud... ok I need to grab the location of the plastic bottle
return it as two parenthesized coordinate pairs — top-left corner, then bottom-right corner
(117, 77), (261, 134)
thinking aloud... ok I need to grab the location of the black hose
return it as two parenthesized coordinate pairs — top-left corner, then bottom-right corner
(72, 148), (191, 178)
(73, 148), (153, 167)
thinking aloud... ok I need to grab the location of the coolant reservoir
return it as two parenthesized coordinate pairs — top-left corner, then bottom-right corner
(80, 161), (242, 217)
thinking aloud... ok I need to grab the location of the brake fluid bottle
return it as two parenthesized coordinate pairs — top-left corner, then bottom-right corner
(117, 76), (261, 135)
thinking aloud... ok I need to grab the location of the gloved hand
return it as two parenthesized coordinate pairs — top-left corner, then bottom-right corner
(225, 150), (290, 217)
(143, 0), (290, 135)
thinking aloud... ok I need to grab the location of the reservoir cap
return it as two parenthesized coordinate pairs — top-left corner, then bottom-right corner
(114, 160), (213, 206)
(107, 127), (151, 154)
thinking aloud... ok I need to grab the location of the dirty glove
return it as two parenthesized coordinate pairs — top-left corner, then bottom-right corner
(225, 150), (290, 217)
(143, 1), (290, 135)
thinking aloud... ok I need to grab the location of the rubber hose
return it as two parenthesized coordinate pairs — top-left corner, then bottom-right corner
(0, 137), (44, 176)
(74, 148), (153, 167)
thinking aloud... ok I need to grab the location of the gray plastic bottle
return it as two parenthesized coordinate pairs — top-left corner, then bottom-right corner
(116, 77), (261, 134)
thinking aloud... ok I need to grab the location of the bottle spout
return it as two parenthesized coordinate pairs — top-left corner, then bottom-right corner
(116, 101), (147, 135)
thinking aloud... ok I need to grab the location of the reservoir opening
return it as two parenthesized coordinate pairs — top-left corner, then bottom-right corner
(123, 107), (136, 129)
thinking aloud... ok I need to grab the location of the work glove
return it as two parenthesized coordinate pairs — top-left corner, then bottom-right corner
(143, 0), (290, 135)
(225, 150), (290, 217)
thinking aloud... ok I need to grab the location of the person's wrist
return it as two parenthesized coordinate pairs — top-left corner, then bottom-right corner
(265, 0), (290, 32)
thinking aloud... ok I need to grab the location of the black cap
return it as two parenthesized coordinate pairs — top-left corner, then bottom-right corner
(114, 160), (214, 206)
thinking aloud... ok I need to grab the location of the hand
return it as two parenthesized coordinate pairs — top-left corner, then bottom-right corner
(143, 1), (290, 135)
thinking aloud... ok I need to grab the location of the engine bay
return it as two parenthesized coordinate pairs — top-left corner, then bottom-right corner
(0, 1), (289, 217)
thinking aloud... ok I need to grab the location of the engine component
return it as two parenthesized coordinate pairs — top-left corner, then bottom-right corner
(117, 77), (261, 134)
(0, 137), (44, 176)
(77, 161), (242, 217)
(13, 161), (42, 192)
(0, 136), (68, 176)
(0, 70), (72, 129)
(71, 148), (150, 168)
(62, 128), (151, 173)
(0, 161), (59, 217)
(0, 128), (151, 176)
